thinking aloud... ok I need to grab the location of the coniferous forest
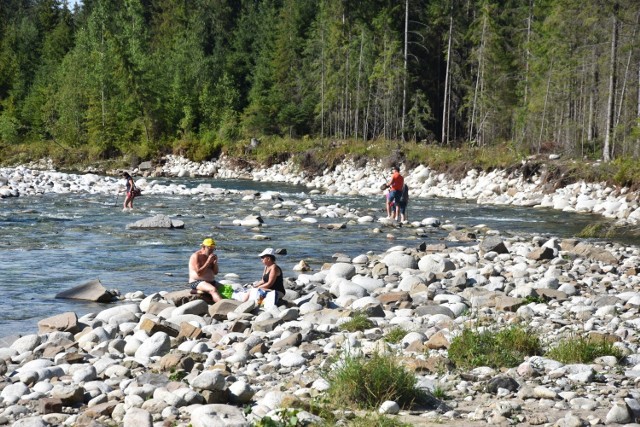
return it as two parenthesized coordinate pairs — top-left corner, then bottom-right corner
(1, 0), (640, 164)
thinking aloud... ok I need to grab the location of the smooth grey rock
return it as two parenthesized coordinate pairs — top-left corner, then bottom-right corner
(480, 236), (509, 254)
(351, 297), (385, 317)
(189, 371), (226, 391)
(10, 334), (42, 353)
(326, 263), (356, 282)
(55, 279), (114, 303)
(123, 407), (153, 427)
(605, 402), (632, 424)
(280, 351), (306, 368)
(95, 304), (141, 322)
(37, 312), (80, 334)
(189, 404), (247, 427)
(379, 400), (400, 415)
(172, 299), (209, 316)
(126, 214), (183, 229)
(228, 381), (254, 404)
(134, 332), (171, 358)
(382, 252), (418, 269)
(1, 382), (29, 404)
(11, 416), (48, 427)
(418, 254), (456, 274)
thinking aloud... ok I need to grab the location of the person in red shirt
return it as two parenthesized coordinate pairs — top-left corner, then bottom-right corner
(387, 166), (404, 220)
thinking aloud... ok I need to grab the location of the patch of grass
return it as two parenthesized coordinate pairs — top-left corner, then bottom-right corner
(431, 386), (449, 400)
(168, 369), (187, 382)
(612, 157), (640, 188)
(577, 222), (616, 238)
(546, 335), (622, 364)
(523, 295), (546, 304)
(346, 414), (414, 427)
(324, 351), (425, 410)
(448, 325), (542, 369)
(252, 408), (300, 427)
(384, 327), (408, 344)
(339, 311), (375, 333)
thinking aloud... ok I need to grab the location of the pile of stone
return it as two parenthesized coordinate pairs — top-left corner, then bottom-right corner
(3, 153), (640, 226)
(2, 231), (640, 426)
(156, 155), (640, 226)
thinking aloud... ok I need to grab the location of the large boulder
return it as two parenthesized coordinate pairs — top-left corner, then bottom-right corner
(55, 279), (115, 303)
(126, 214), (184, 229)
(382, 251), (418, 269)
(418, 255), (456, 275)
(38, 312), (80, 334)
(479, 236), (509, 254)
(325, 263), (356, 283)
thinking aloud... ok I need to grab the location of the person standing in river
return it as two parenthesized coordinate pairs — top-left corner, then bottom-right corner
(188, 238), (222, 302)
(386, 165), (404, 221)
(122, 172), (137, 210)
(397, 182), (409, 223)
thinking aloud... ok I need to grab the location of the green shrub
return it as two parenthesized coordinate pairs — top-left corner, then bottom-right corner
(345, 414), (414, 427)
(546, 336), (622, 364)
(448, 325), (542, 369)
(339, 311), (375, 332)
(324, 351), (425, 410)
(384, 327), (408, 344)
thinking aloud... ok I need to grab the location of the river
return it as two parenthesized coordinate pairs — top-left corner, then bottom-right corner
(0, 176), (610, 338)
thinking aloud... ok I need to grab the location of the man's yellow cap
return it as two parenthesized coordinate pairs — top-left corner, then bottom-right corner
(202, 238), (216, 247)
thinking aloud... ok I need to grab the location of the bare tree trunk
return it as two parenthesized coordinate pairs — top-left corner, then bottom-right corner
(343, 33), (350, 140)
(442, 13), (453, 145)
(100, 24), (106, 129)
(354, 31), (364, 140)
(603, 3), (619, 162)
(524, 0), (533, 106)
(469, 13), (487, 144)
(588, 56), (598, 151)
(400, 0), (409, 142)
(613, 10), (640, 157)
(636, 63), (640, 157)
(320, 27), (325, 141)
(538, 64), (552, 154)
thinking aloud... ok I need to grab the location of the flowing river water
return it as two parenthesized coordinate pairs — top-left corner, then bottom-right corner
(0, 176), (616, 338)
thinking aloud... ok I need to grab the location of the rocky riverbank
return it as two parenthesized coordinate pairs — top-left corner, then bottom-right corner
(3, 154), (639, 227)
(1, 157), (640, 426)
(1, 231), (640, 426)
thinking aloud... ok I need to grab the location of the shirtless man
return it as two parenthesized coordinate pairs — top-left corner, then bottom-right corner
(188, 238), (222, 302)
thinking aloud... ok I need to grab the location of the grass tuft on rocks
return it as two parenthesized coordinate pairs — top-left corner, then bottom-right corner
(577, 222), (616, 238)
(384, 327), (408, 344)
(344, 414), (415, 427)
(448, 325), (543, 369)
(324, 351), (426, 410)
(339, 311), (375, 332)
(546, 335), (622, 363)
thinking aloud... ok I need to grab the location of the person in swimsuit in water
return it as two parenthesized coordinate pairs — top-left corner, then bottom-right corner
(122, 172), (137, 210)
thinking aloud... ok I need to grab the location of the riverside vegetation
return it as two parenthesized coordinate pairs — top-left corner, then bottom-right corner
(2, 0), (640, 170)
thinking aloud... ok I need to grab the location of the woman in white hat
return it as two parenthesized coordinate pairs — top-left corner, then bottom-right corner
(244, 248), (286, 303)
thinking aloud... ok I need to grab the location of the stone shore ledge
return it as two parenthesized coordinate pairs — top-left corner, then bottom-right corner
(2, 154), (639, 227)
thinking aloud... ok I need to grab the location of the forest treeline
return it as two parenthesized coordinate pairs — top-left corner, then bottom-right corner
(1, 0), (639, 163)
